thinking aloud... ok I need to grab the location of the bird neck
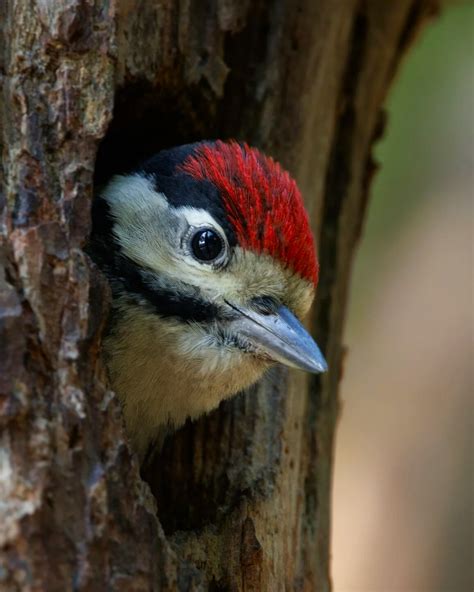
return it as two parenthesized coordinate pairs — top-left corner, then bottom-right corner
(103, 303), (267, 461)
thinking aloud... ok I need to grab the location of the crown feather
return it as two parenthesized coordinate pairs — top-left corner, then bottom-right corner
(179, 140), (319, 285)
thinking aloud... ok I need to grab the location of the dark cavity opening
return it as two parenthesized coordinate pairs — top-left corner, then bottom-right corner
(92, 54), (285, 534)
(92, 79), (227, 533)
(92, 78), (280, 537)
(93, 80), (219, 188)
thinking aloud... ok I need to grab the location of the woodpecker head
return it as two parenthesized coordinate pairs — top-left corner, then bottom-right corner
(91, 140), (327, 458)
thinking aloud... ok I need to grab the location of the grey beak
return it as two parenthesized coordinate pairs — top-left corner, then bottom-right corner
(227, 302), (328, 374)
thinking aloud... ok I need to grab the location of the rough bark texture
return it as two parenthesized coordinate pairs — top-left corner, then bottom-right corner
(0, 1), (436, 591)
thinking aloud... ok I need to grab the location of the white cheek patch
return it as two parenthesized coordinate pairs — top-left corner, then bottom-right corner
(102, 173), (178, 272)
(101, 174), (219, 282)
(101, 173), (169, 215)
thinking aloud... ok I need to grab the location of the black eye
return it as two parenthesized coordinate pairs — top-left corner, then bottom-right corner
(191, 228), (224, 262)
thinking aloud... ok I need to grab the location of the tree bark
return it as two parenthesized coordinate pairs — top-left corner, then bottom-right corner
(0, 1), (436, 591)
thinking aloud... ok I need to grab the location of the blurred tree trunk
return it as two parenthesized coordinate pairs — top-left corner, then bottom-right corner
(0, 1), (436, 590)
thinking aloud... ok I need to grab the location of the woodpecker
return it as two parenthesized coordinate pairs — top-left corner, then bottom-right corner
(90, 140), (327, 462)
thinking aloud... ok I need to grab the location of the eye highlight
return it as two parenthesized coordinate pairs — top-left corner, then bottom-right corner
(191, 228), (224, 262)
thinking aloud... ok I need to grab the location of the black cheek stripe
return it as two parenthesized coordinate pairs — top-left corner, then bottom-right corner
(89, 198), (221, 325)
(115, 255), (220, 324)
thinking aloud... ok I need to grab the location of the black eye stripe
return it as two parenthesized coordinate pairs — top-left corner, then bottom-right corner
(191, 228), (224, 262)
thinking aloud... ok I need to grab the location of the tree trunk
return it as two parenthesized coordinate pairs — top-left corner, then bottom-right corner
(0, 1), (436, 590)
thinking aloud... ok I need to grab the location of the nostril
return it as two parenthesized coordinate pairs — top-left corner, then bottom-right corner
(250, 296), (279, 316)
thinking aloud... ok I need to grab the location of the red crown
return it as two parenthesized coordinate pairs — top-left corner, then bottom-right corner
(180, 141), (318, 285)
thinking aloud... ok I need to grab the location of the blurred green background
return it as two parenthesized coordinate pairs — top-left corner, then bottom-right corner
(332, 3), (473, 590)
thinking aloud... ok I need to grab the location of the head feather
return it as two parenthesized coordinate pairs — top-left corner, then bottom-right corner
(179, 140), (319, 285)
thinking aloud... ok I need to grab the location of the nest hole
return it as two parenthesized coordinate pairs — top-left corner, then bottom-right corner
(93, 80), (219, 187)
(92, 80), (259, 535)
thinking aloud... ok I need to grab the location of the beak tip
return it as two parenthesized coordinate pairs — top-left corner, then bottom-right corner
(317, 362), (329, 374)
(306, 355), (328, 374)
(228, 301), (329, 376)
